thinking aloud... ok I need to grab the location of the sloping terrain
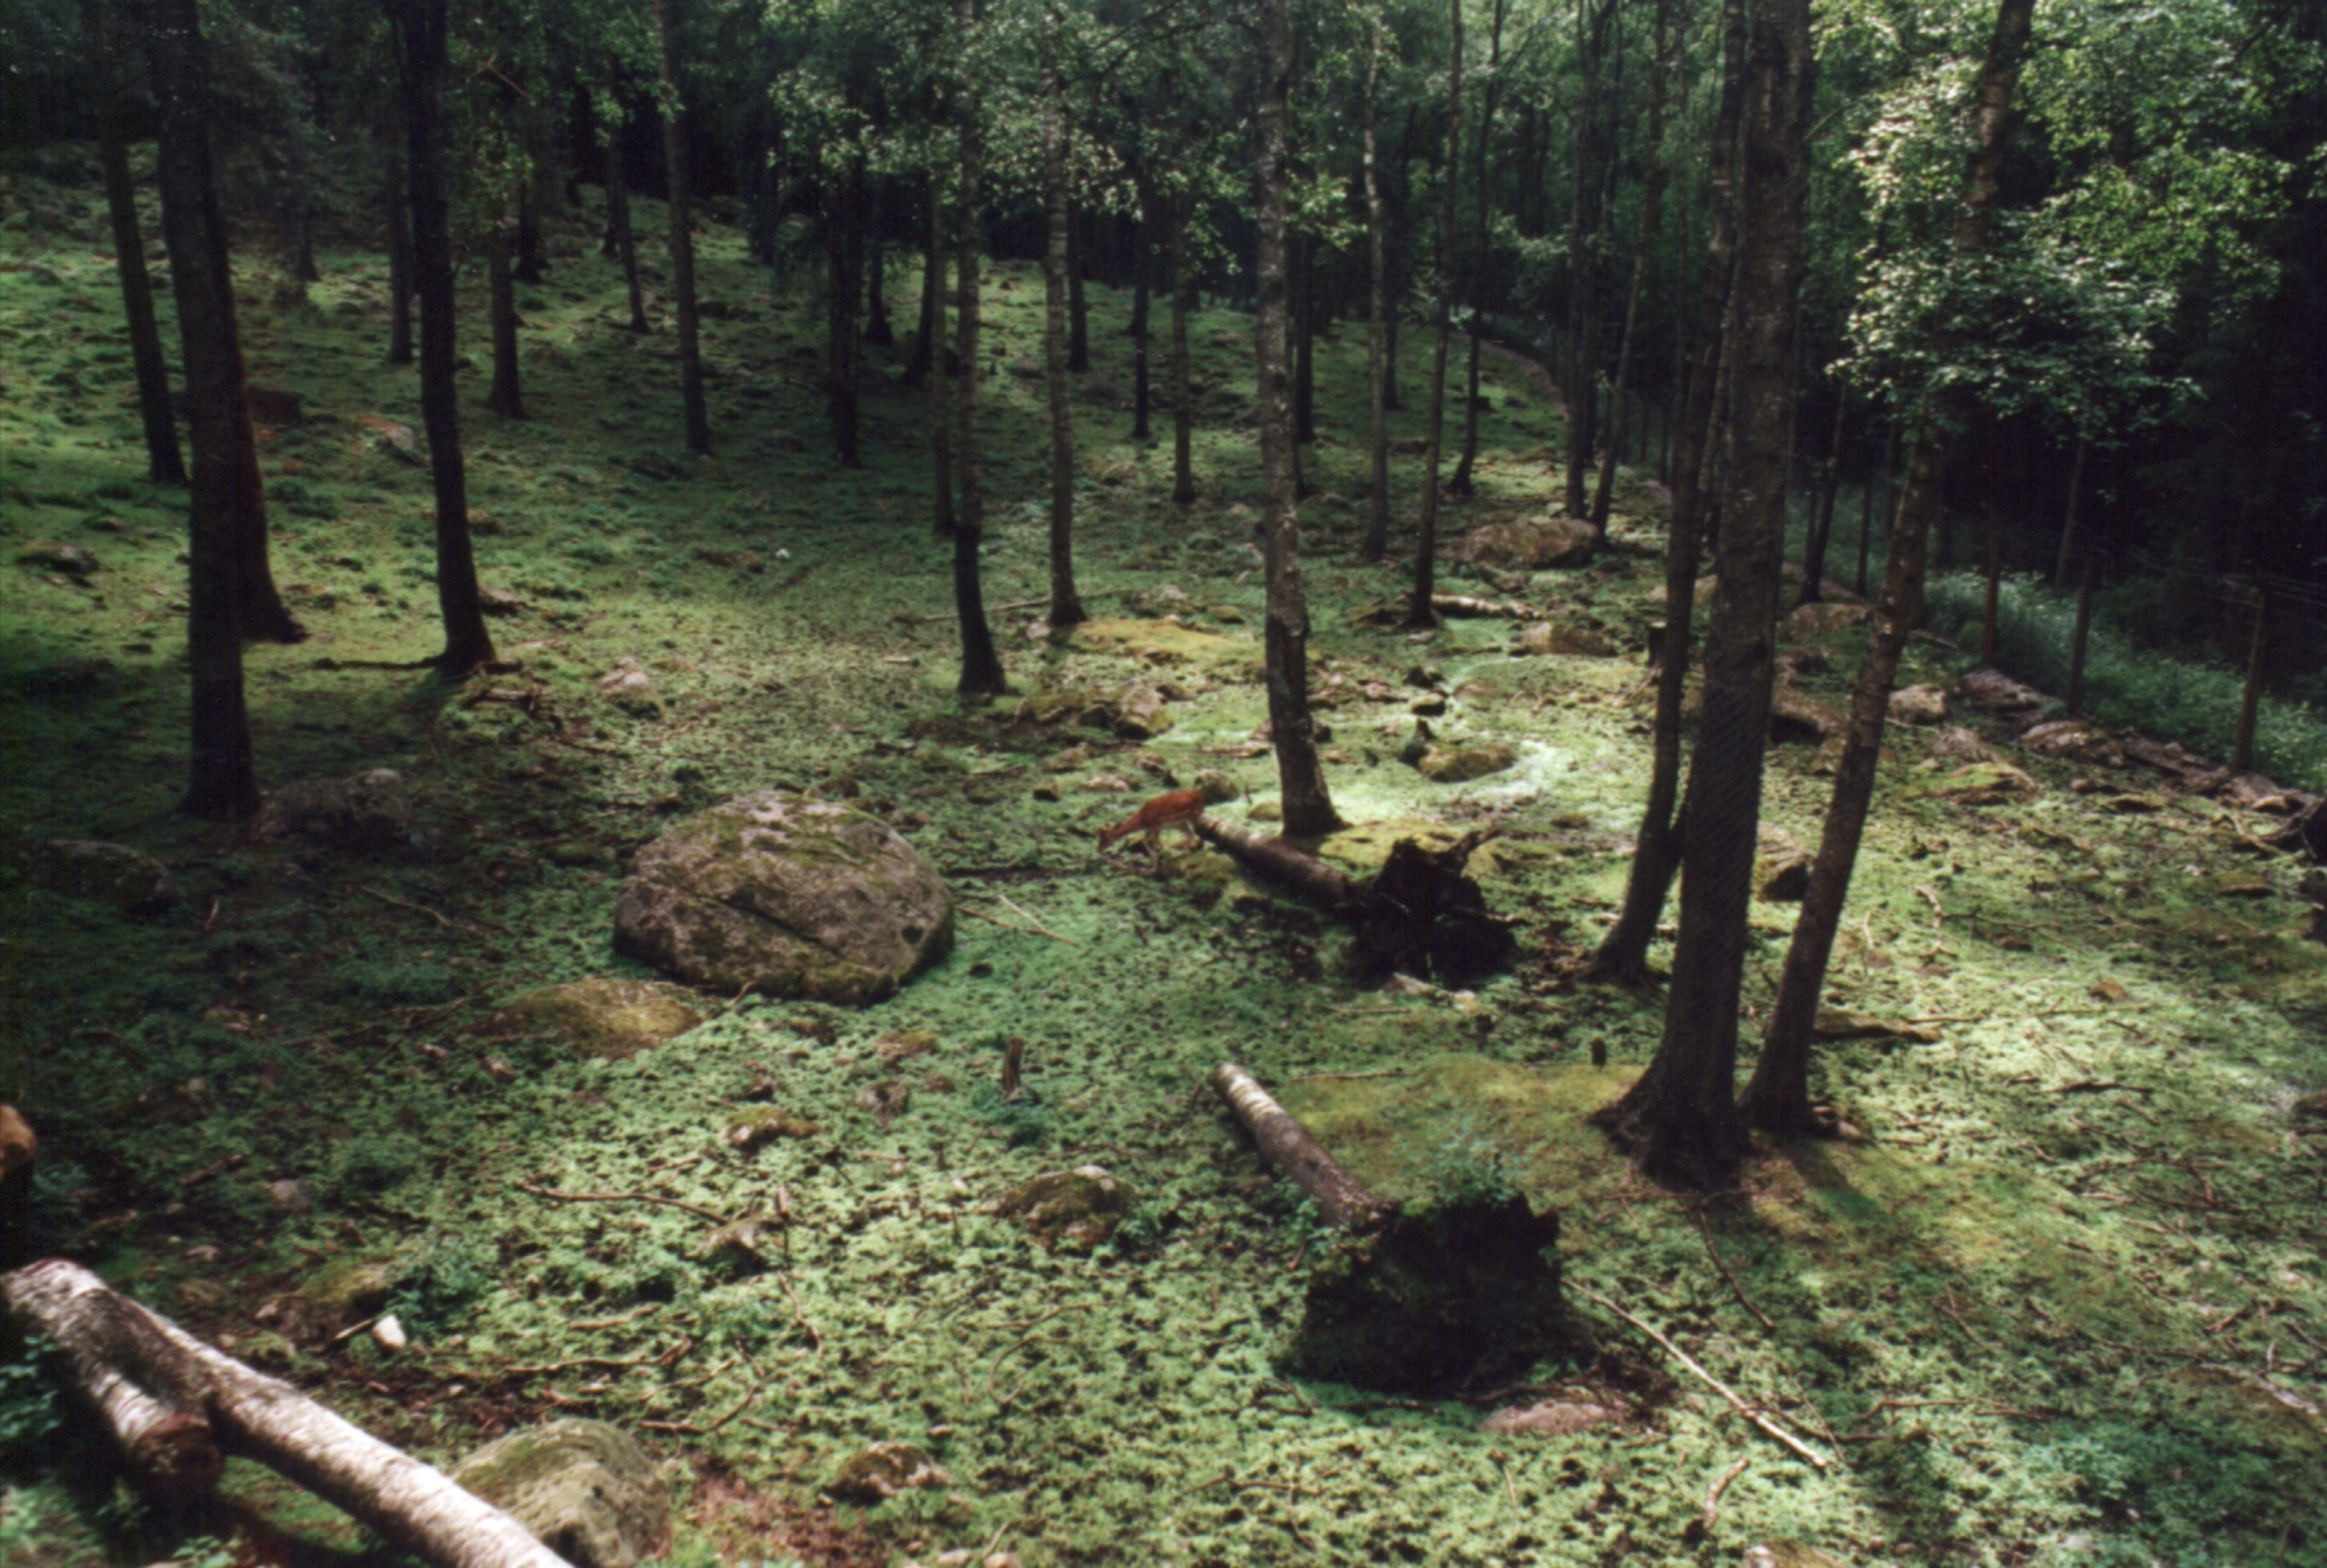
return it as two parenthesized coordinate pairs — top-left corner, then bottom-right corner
(4, 154), (2326, 1568)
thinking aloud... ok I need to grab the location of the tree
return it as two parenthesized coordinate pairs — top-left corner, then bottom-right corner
(86, 0), (183, 487)
(652, 0), (712, 456)
(1361, 0), (1390, 561)
(145, 0), (263, 818)
(1591, 0), (1813, 1187)
(1257, 0), (1342, 839)
(1562, 0), (1617, 524)
(1588, 0), (1677, 536)
(1403, 0), (1460, 630)
(1447, 0), (1506, 499)
(1041, 40), (1086, 631)
(396, 0), (496, 675)
(1741, 0), (2036, 1134)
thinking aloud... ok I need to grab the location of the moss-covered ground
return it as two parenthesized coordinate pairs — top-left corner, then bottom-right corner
(5, 147), (2326, 1567)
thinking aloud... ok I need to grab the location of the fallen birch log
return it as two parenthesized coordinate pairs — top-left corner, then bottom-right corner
(0, 1259), (572, 1568)
(1190, 816), (1357, 909)
(1209, 1063), (1395, 1231)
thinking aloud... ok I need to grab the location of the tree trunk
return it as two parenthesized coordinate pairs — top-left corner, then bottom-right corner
(486, 200), (524, 419)
(1742, 0), (2035, 1137)
(928, 175), (953, 537)
(1589, 0), (1675, 537)
(825, 162), (864, 468)
(1796, 391), (1845, 604)
(515, 84), (547, 285)
(1294, 232), (1316, 447)
(1130, 201), (1152, 441)
(1171, 188), (1196, 506)
(385, 149), (416, 363)
(1405, 0), (1462, 629)
(1257, 0), (1342, 839)
(1594, 0), (1812, 1187)
(604, 109), (648, 333)
(1042, 67), (1085, 630)
(1, 1261), (572, 1568)
(1449, 0), (1507, 499)
(88, 0), (184, 486)
(1067, 201), (1090, 372)
(398, 0), (495, 676)
(1590, 0), (1745, 983)
(2052, 434), (2087, 586)
(1208, 1066), (1393, 1230)
(907, 203), (937, 388)
(1363, 1), (1391, 562)
(956, 19), (986, 541)
(652, 0), (711, 456)
(147, 0), (273, 820)
(1860, 418), (1893, 595)
(1563, 0), (1616, 521)
(866, 231), (893, 347)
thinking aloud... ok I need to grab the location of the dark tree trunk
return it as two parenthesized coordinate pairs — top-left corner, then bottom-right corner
(515, 86), (547, 284)
(88, 0), (184, 486)
(1363, 2), (1391, 562)
(1796, 391), (1845, 604)
(1407, 0), (1463, 629)
(1294, 232), (1316, 445)
(486, 201), (524, 419)
(953, 7), (1003, 697)
(866, 232), (894, 346)
(147, 0), (260, 818)
(1130, 185), (1151, 442)
(1742, 0), (2035, 1136)
(906, 198), (937, 389)
(1590, 0), (1745, 984)
(928, 175), (954, 538)
(604, 108), (648, 332)
(1590, 0), (1675, 536)
(1171, 189), (1196, 506)
(1448, 0), (1507, 499)
(1384, 304), (1403, 411)
(1594, 0), (1813, 1186)
(2052, 434), (2087, 586)
(1043, 67), (1085, 629)
(1067, 201), (1090, 373)
(1258, 0), (1342, 839)
(385, 150), (415, 363)
(1564, 0), (1617, 521)
(825, 162), (864, 468)
(397, 0), (495, 676)
(652, 0), (711, 455)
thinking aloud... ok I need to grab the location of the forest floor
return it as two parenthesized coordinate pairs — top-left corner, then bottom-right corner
(5, 150), (2327, 1568)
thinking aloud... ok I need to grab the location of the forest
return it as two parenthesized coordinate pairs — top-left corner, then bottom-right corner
(1, 0), (2325, 1563)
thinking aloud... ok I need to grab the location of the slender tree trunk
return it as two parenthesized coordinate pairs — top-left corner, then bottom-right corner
(866, 231), (894, 347)
(1384, 304), (1403, 411)
(928, 173), (954, 538)
(1067, 201), (1090, 372)
(1796, 391), (1844, 603)
(1130, 178), (1152, 441)
(1405, 0), (1462, 629)
(1594, 0), (1813, 1186)
(1450, 0), (1507, 498)
(604, 111), (648, 332)
(1293, 233), (1316, 446)
(1590, 0), (1675, 536)
(906, 198), (938, 389)
(652, 0), (711, 455)
(1041, 67), (1085, 629)
(2052, 434), (2088, 586)
(1861, 418), (1892, 595)
(825, 162), (864, 468)
(148, 0), (260, 818)
(2066, 548), (2095, 712)
(486, 201), (524, 419)
(398, 0), (494, 676)
(1742, 0), (2037, 1136)
(1170, 188), (1196, 506)
(515, 86), (546, 285)
(1590, 0), (1745, 983)
(1564, 0), (1616, 521)
(1363, 1), (1391, 562)
(1258, 0), (1342, 839)
(88, 0), (185, 486)
(386, 150), (416, 362)
(950, 7), (1000, 699)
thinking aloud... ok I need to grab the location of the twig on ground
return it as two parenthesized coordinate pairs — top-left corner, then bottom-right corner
(1291, 1067), (1412, 1080)
(1579, 1289), (1830, 1470)
(510, 1180), (729, 1226)
(1694, 1208), (1774, 1331)
(776, 1270), (822, 1353)
(640, 1387), (756, 1435)
(1702, 1457), (1750, 1530)
(995, 890), (1079, 945)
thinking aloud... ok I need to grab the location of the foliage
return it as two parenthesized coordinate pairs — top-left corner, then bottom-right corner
(0, 1340), (60, 1461)
(388, 1234), (497, 1334)
(1418, 1111), (1518, 1207)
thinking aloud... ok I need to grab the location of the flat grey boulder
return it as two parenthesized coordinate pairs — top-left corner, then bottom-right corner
(451, 1419), (669, 1568)
(18, 839), (173, 913)
(614, 792), (952, 1005)
(258, 769), (413, 854)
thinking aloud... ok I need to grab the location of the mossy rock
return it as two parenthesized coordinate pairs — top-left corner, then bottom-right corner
(1781, 601), (1870, 642)
(451, 1420), (671, 1568)
(724, 1104), (821, 1151)
(1903, 762), (2040, 806)
(491, 979), (703, 1060)
(285, 1257), (396, 1341)
(1280, 1196), (1562, 1396)
(1745, 1546), (1852, 1568)
(992, 1166), (1136, 1250)
(1452, 517), (1595, 570)
(828, 1441), (950, 1505)
(1511, 621), (1615, 657)
(14, 839), (173, 914)
(1416, 742), (1517, 784)
(1065, 618), (1255, 674)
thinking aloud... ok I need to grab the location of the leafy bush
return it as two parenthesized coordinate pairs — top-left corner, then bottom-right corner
(1420, 1114), (1520, 1208)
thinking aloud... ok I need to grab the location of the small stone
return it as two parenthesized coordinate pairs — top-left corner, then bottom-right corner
(1410, 694), (1448, 716)
(1514, 621), (1615, 657)
(856, 1079), (912, 1123)
(259, 769), (415, 854)
(878, 1028), (939, 1066)
(478, 583), (525, 616)
(2291, 1090), (2327, 1122)
(1416, 742), (1518, 784)
(725, 1105), (820, 1152)
(1031, 782), (1061, 802)
(263, 1179), (311, 1215)
(829, 1442), (949, 1506)
(17, 540), (98, 577)
(1479, 1400), (1623, 1438)
(371, 1314), (408, 1351)
(1889, 684), (1948, 725)
(491, 979), (701, 1060)
(453, 1421), (671, 1568)
(597, 660), (662, 716)
(18, 839), (173, 914)
(992, 1166), (1136, 1250)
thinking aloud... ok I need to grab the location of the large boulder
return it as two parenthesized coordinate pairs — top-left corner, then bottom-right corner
(451, 1421), (670, 1568)
(1454, 516), (1596, 570)
(258, 769), (414, 854)
(614, 792), (952, 1005)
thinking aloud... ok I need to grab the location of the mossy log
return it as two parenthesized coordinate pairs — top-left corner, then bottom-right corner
(1190, 815), (1357, 909)
(0, 1259), (572, 1568)
(1209, 1065), (1563, 1395)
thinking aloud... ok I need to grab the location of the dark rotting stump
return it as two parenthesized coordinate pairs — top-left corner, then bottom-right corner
(1210, 1063), (1562, 1397)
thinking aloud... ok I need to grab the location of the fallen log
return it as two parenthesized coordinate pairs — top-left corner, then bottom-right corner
(1208, 1064), (1563, 1396)
(1191, 815), (1357, 909)
(0, 1260), (572, 1568)
(1210, 1063), (1395, 1231)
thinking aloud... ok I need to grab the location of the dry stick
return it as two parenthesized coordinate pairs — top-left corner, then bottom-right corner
(1578, 1289), (1831, 1470)
(1702, 1455), (1750, 1530)
(776, 1270), (822, 1353)
(994, 890), (1079, 945)
(956, 902), (1064, 943)
(640, 1387), (756, 1436)
(510, 1181), (729, 1227)
(1694, 1209), (1774, 1331)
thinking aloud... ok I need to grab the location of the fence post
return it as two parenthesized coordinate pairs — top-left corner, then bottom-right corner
(2066, 553), (2096, 715)
(2233, 582), (2268, 776)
